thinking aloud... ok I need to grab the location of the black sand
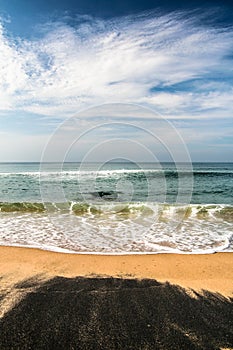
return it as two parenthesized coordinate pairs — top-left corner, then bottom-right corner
(0, 277), (232, 349)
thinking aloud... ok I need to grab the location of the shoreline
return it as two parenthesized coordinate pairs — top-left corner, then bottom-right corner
(2, 243), (232, 255)
(0, 245), (232, 296)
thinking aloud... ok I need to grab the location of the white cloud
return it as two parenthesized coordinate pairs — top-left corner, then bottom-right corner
(143, 90), (233, 118)
(0, 11), (233, 119)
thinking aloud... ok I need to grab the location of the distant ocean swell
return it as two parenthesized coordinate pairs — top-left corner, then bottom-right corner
(0, 168), (233, 177)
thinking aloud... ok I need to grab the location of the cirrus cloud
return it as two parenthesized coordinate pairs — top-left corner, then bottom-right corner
(0, 10), (233, 120)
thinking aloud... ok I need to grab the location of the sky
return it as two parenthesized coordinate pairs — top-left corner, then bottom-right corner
(0, 0), (233, 162)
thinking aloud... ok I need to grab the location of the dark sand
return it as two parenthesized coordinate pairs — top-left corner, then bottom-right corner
(0, 276), (233, 349)
(0, 247), (232, 349)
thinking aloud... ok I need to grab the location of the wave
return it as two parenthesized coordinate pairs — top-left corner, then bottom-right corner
(0, 202), (45, 212)
(0, 201), (233, 222)
(0, 169), (161, 176)
(0, 201), (232, 254)
(0, 168), (232, 178)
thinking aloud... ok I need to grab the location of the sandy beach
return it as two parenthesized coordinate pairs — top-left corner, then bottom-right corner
(0, 246), (232, 349)
(0, 246), (232, 296)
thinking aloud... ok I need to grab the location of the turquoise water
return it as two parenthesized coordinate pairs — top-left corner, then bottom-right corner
(0, 162), (232, 254)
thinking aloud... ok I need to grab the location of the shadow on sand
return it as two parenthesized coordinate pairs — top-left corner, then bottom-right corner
(0, 276), (232, 349)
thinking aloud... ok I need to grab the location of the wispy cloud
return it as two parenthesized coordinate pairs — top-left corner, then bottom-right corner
(0, 10), (233, 119)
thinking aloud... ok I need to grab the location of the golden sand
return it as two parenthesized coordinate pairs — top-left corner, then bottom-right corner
(0, 246), (232, 296)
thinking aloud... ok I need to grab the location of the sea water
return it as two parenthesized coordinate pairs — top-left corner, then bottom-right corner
(0, 162), (232, 254)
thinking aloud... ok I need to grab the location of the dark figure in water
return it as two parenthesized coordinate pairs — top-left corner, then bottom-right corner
(91, 191), (118, 200)
(98, 191), (115, 197)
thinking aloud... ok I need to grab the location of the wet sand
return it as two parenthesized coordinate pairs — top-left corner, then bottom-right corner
(0, 246), (232, 349)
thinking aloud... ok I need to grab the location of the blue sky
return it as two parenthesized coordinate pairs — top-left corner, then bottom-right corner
(0, 0), (233, 161)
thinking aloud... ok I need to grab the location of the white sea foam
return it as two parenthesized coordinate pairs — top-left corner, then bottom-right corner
(0, 169), (160, 176)
(0, 203), (232, 254)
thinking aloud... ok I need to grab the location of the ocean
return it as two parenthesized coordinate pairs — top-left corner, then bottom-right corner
(0, 162), (232, 254)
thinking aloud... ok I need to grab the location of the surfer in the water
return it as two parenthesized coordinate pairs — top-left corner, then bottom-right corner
(91, 191), (118, 200)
